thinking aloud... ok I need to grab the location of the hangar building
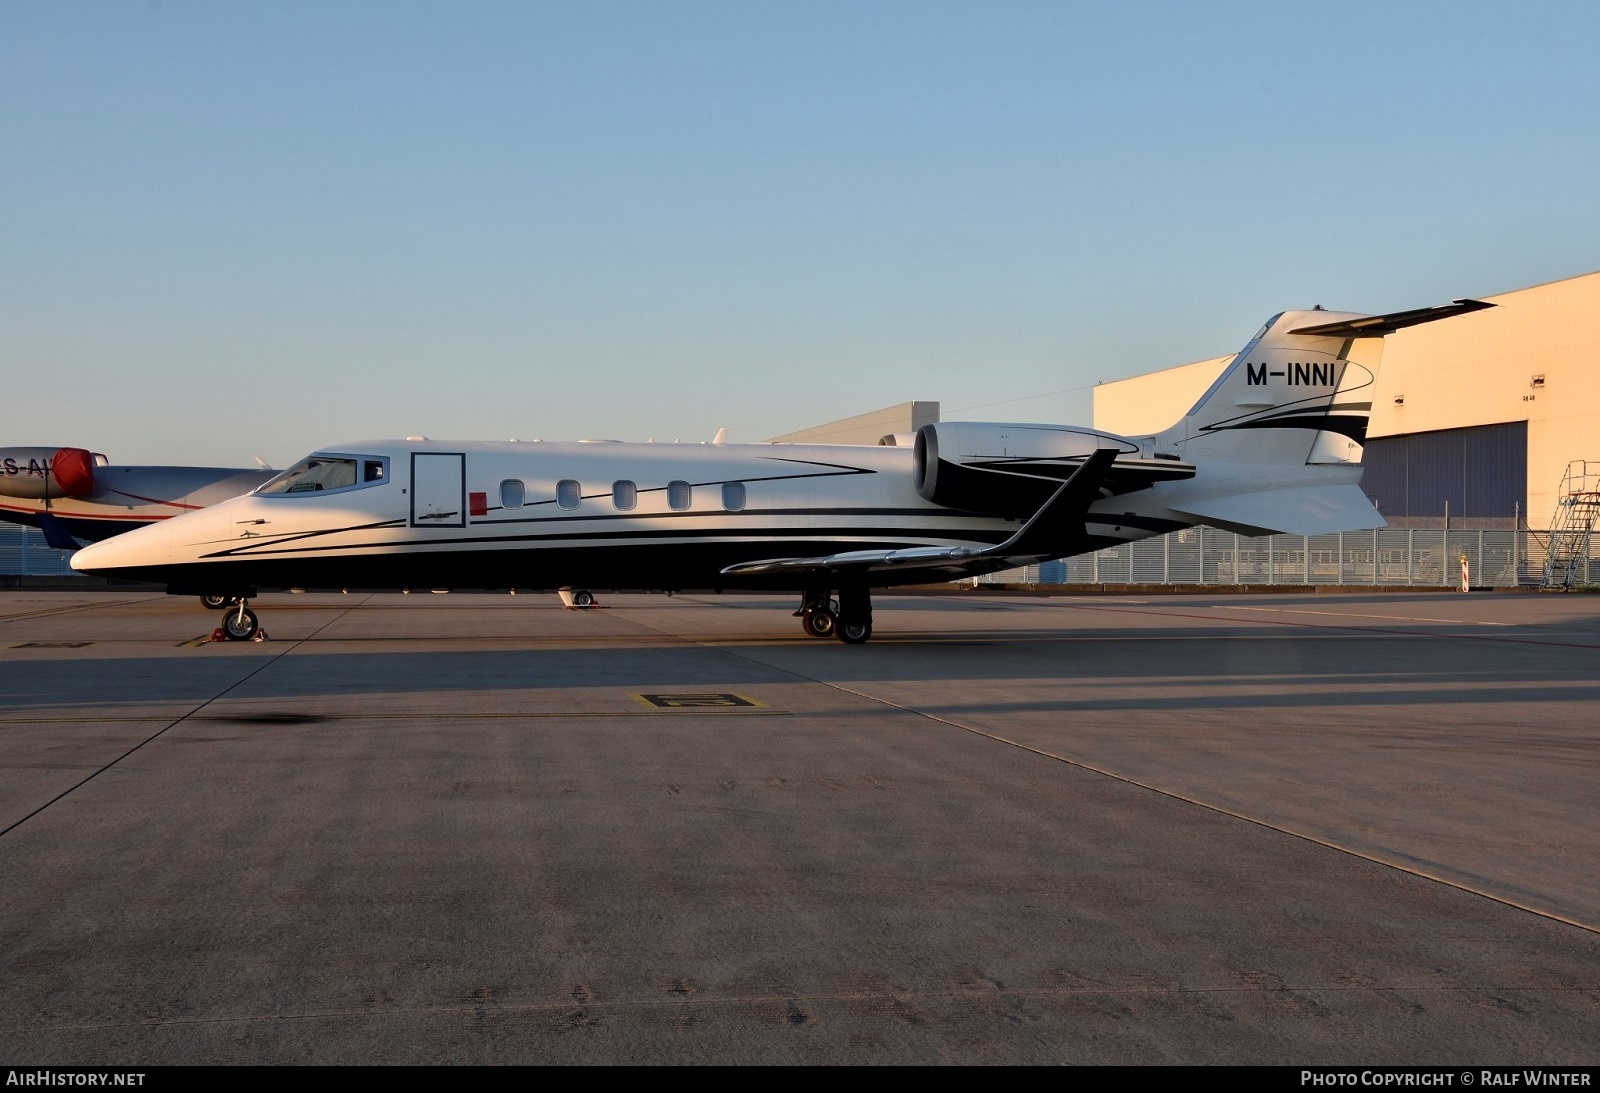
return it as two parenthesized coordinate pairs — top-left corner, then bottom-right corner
(1094, 269), (1600, 530)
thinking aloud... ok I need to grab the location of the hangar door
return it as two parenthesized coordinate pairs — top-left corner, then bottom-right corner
(1362, 421), (1526, 521)
(411, 453), (466, 527)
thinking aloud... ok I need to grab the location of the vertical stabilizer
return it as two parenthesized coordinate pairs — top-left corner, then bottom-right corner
(1159, 309), (1378, 465)
(1158, 299), (1492, 466)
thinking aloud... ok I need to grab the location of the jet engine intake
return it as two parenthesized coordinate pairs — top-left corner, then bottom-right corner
(913, 422), (1138, 517)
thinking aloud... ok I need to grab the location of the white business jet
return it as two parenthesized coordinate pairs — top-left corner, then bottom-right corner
(71, 299), (1491, 643)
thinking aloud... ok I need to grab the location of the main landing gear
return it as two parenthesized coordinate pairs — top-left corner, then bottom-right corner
(796, 587), (872, 644)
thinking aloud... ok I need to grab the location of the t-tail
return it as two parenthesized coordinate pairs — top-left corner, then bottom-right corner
(1150, 299), (1493, 536)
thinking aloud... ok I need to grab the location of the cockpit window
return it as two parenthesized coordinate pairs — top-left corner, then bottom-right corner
(257, 455), (388, 496)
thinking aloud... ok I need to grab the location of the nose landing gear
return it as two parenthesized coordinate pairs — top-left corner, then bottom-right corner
(212, 599), (265, 642)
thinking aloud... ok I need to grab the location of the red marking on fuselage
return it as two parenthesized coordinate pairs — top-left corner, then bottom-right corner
(0, 500), (173, 522)
(101, 489), (203, 510)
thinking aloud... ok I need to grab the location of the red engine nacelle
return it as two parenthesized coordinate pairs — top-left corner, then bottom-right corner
(50, 447), (97, 497)
(0, 446), (101, 499)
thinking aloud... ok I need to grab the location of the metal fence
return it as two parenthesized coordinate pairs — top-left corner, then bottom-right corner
(1, 522), (1593, 588)
(0, 525), (78, 577)
(979, 527), (1592, 588)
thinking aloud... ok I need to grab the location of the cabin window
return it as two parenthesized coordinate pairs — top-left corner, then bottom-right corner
(613, 480), (637, 511)
(500, 479), (525, 510)
(722, 481), (746, 512)
(557, 479), (581, 510)
(363, 460), (386, 483)
(667, 480), (692, 511)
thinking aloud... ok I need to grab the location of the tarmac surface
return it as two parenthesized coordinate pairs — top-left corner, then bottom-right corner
(1, 588), (1597, 1064)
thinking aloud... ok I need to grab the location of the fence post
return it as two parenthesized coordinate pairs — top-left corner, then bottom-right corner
(1338, 532), (1345, 585)
(1199, 526), (1205, 585)
(1302, 534), (1309, 584)
(1163, 531), (1170, 584)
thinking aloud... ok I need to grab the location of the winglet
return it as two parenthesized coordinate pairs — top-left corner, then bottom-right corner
(38, 512), (81, 551)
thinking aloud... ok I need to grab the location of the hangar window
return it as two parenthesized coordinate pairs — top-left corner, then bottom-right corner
(722, 481), (746, 512)
(667, 480), (692, 511)
(613, 480), (637, 511)
(500, 479), (525, 510)
(557, 479), (581, 510)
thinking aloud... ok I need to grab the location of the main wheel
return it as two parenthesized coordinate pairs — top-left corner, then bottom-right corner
(837, 616), (872, 644)
(221, 607), (260, 641)
(802, 608), (836, 638)
(201, 594), (234, 610)
(572, 589), (595, 608)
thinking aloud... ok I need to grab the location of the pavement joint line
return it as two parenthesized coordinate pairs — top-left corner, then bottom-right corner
(0, 595), (374, 842)
(8, 982), (1597, 1034)
(1221, 606), (1516, 626)
(614, 599), (1600, 940)
(0, 597), (158, 625)
(0, 711), (791, 723)
(1063, 602), (1600, 651)
(827, 683), (1600, 940)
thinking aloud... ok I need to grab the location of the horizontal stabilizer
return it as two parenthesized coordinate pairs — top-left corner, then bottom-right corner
(1169, 484), (1385, 537)
(1288, 299), (1492, 338)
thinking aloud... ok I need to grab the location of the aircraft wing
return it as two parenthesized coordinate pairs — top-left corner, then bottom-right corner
(722, 448), (1119, 580)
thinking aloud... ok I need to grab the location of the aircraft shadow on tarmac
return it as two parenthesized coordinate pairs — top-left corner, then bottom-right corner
(2, 630), (1597, 713)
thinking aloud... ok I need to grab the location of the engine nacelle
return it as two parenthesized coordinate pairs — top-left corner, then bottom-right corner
(913, 422), (1136, 517)
(0, 447), (103, 499)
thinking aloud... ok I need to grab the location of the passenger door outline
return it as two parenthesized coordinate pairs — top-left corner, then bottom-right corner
(410, 452), (466, 528)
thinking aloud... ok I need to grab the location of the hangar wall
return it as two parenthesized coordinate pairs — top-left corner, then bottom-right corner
(1092, 269), (1600, 528)
(766, 401), (939, 446)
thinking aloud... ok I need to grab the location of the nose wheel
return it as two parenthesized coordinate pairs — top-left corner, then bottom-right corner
(220, 602), (261, 641)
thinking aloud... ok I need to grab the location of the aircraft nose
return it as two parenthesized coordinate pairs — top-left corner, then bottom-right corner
(69, 536), (122, 574)
(69, 521), (169, 575)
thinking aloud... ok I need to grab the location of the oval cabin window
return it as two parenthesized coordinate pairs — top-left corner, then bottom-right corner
(722, 481), (745, 512)
(667, 480), (692, 511)
(613, 480), (637, 511)
(500, 479), (525, 510)
(557, 480), (581, 510)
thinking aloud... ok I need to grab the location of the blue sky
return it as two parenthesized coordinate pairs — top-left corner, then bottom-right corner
(5, 1), (1598, 465)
